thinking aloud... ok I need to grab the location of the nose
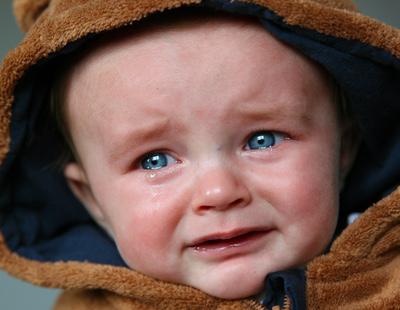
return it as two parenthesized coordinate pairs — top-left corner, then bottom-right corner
(191, 164), (251, 214)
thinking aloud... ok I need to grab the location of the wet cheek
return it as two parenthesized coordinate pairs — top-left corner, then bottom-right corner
(108, 180), (188, 269)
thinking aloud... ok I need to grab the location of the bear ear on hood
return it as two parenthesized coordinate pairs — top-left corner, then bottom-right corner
(13, 0), (51, 32)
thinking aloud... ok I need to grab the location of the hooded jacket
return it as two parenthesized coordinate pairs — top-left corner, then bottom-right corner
(0, 0), (399, 309)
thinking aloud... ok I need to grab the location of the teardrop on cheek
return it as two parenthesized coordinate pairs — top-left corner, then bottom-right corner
(147, 172), (157, 180)
(143, 164), (183, 185)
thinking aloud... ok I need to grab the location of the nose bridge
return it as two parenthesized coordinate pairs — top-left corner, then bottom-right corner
(192, 160), (251, 213)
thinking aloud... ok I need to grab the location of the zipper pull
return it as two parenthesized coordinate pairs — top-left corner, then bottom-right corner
(256, 268), (306, 310)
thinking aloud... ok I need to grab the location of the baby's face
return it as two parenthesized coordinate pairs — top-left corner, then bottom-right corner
(64, 17), (345, 299)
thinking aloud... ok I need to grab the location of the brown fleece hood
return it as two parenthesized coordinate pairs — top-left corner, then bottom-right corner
(1, 0), (399, 309)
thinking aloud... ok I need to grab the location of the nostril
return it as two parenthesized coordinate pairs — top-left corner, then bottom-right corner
(197, 205), (214, 212)
(229, 198), (245, 208)
(197, 198), (247, 213)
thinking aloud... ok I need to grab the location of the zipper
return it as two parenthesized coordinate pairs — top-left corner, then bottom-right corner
(244, 299), (270, 310)
(271, 295), (291, 310)
(244, 294), (291, 310)
(282, 295), (291, 310)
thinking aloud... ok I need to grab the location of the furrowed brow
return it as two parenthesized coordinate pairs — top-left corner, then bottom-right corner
(234, 104), (312, 125)
(106, 119), (172, 163)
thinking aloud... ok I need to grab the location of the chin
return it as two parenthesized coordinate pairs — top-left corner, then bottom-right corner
(201, 279), (263, 300)
(193, 268), (266, 300)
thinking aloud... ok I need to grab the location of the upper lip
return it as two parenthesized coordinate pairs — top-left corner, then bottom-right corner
(187, 227), (271, 247)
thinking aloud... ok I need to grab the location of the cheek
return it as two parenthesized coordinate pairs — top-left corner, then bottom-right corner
(248, 141), (340, 246)
(278, 145), (340, 253)
(101, 176), (191, 277)
(282, 165), (339, 218)
(115, 214), (165, 269)
(112, 187), (173, 249)
(249, 159), (339, 216)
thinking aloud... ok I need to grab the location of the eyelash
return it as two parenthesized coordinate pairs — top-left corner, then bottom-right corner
(243, 130), (288, 151)
(136, 130), (289, 171)
(138, 151), (178, 171)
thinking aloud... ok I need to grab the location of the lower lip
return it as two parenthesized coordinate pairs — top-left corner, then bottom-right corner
(189, 230), (270, 259)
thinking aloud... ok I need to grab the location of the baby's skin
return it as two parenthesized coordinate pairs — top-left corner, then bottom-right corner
(63, 15), (353, 299)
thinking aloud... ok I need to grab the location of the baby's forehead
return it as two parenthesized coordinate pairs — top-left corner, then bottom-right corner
(73, 12), (293, 73)
(69, 12), (317, 99)
(64, 10), (335, 136)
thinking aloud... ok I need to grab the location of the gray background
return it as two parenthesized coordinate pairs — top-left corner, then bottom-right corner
(0, 1), (399, 309)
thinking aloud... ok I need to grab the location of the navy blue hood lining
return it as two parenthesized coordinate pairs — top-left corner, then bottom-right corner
(257, 268), (306, 310)
(1, 0), (399, 266)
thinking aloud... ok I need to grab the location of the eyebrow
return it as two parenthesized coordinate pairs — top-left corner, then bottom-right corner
(106, 118), (174, 163)
(233, 103), (313, 125)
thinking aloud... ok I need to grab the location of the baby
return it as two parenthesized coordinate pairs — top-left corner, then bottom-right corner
(55, 12), (357, 299)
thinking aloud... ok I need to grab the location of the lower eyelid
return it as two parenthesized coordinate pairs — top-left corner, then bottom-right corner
(142, 159), (185, 183)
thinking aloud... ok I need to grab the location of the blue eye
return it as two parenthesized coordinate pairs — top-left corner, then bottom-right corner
(247, 131), (284, 150)
(140, 152), (177, 170)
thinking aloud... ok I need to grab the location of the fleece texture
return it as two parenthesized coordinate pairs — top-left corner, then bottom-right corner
(1, 0), (399, 309)
(307, 187), (400, 310)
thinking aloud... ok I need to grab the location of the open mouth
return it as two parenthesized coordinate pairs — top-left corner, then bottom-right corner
(191, 230), (269, 252)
